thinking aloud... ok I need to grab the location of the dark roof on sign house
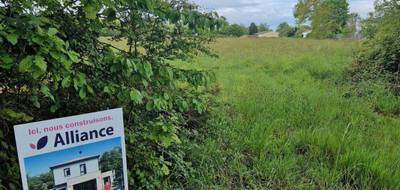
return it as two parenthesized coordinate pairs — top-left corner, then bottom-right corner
(50, 155), (100, 170)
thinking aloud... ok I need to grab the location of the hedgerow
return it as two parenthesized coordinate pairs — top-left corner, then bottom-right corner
(0, 0), (223, 189)
(349, 0), (400, 93)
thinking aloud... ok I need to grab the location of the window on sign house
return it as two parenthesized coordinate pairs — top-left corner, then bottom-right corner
(80, 164), (87, 175)
(64, 168), (71, 177)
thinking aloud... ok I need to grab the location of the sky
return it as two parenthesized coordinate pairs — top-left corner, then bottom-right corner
(25, 137), (122, 176)
(190, 0), (375, 30)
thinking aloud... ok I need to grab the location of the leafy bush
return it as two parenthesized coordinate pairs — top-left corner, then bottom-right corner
(219, 24), (248, 37)
(248, 22), (258, 35)
(0, 0), (222, 189)
(294, 0), (349, 39)
(276, 22), (297, 37)
(349, 0), (400, 92)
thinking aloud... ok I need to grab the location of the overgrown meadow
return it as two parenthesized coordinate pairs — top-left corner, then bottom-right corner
(1, 0), (399, 189)
(177, 38), (400, 189)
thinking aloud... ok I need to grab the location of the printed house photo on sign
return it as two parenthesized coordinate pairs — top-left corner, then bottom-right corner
(25, 138), (125, 190)
(14, 108), (128, 190)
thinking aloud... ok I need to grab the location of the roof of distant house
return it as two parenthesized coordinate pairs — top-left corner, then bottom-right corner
(254, 31), (279, 37)
(50, 155), (100, 170)
(254, 31), (275, 35)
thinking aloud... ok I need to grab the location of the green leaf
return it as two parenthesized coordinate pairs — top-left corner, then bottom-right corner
(166, 67), (173, 79)
(143, 62), (153, 78)
(6, 33), (18, 45)
(31, 96), (41, 108)
(87, 85), (94, 94)
(161, 164), (170, 176)
(103, 86), (112, 94)
(172, 134), (182, 144)
(19, 56), (34, 72)
(47, 28), (58, 36)
(0, 54), (13, 69)
(34, 55), (47, 71)
(61, 76), (71, 88)
(146, 101), (153, 111)
(76, 72), (87, 85)
(50, 104), (60, 113)
(31, 36), (42, 45)
(2, 109), (33, 122)
(84, 2), (99, 19)
(79, 88), (87, 99)
(32, 68), (45, 79)
(40, 85), (55, 102)
(126, 58), (137, 71)
(130, 89), (143, 104)
(68, 51), (79, 63)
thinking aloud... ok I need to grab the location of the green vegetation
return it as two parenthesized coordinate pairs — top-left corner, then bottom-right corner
(0, 0), (221, 189)
(248, 22), (258, 35)
(294, 0), (355, 39)
(219, 24), (248, 37)
(310, 0), (349, 39)
(27, 172), (54, 190)
(1, 0), (400, 189)
(351, 0), (400, 91)
(218, 22), (271, 37)
(99, 147), (124, 187)
(277, 22), (297, 37)
(257, 23), (272, 33)
(176, 38), (400, 189)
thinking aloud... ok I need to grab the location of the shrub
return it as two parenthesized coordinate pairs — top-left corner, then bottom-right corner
(220, 24), (248, 37)
(349, 0), (400, 92)
(276, 22), (297, 37)
(0, 0), (222, 189)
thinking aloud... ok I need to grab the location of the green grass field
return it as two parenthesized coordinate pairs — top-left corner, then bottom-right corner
(177, 38), (400, 189)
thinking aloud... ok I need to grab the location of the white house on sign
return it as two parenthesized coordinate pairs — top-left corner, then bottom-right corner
(49, 155), (114, 190)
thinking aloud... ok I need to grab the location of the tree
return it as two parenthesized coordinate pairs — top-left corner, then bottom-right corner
(309, 0), (349, 38)
(0, 0), (222, 189)
(293, 25), (311, 38)
(276, 22), (296, 37)
(27, 172), (54, 190)
(220, 24), (248, 37)
(294, 0), (350, 39)
(351, 0), (400, 90)
(100, 147), (123, 187)
(362, 0), (400, 39)
(294, 0), (320, 24)
(343, 13), (361, 38)
(258, 23), (271, 32)
(249, 22), (258, 35)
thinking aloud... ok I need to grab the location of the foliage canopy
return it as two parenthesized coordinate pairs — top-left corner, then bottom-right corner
(294, 0), (350, 39)
(0, 0), (222, 189)
(351, 0), (400, 91)
(277, 22), (297, 37)
(248, 22), (258, 35)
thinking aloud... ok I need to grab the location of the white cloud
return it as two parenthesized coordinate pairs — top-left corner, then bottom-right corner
(190, 0), (375, 29)
(349, 0), (375, 17)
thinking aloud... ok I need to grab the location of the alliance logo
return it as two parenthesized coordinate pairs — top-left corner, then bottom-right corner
(28, 127), (114, 151)
(29, 136), (48, 150)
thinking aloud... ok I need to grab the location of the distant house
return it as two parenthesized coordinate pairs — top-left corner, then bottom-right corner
(302, 30), (312, 38)
(254, 31), (279, 38)
(50, 155), (114, 190)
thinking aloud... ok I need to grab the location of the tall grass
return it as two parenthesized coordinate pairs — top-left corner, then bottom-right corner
(178, 38), (400, 189)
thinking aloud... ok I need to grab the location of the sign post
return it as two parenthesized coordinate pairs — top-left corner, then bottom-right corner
(14, 108), (128, 190)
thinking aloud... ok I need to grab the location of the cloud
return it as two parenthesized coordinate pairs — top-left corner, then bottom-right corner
(349, 0), (375, 16)
(190, 0), (375, 29)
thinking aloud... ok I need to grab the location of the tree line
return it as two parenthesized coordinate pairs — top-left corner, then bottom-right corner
(219, 0), (362, 39)
(218, 18), (272, 37)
